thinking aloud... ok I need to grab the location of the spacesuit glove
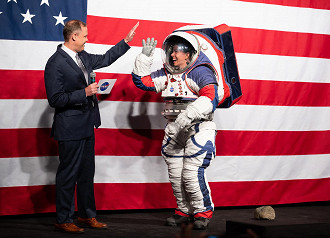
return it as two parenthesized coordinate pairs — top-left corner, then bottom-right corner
(165, 122), (181, 138)
(175, 112), (192, 129)
(142, 38), (157, 57)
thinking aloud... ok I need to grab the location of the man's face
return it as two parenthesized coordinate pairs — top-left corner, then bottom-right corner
(73, 26), (88, 52)
(170, 45), (190, 69)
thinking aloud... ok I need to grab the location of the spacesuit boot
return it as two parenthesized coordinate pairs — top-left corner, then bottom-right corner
(166, 214), (191, 226)
(193, 217), (210, 230)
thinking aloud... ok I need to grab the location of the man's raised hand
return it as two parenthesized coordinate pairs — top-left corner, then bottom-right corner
(124, 22), (139, 43)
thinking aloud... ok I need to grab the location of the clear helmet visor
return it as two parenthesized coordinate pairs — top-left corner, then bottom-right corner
(161, 32), (200, 74)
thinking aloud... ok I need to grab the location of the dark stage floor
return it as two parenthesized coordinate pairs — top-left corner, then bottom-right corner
(1, 202), (329, 238)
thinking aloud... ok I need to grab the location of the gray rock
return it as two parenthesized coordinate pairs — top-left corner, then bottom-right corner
(254, 206), (275, 220)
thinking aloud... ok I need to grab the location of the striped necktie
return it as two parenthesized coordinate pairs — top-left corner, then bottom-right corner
(76, 54), (88, 84)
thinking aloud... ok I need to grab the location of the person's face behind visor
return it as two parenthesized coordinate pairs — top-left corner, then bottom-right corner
(170, 44), (190, 70)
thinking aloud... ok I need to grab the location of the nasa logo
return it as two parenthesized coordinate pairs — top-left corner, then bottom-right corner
(170, 87), (174, 92)
(100, 82), (110, 91)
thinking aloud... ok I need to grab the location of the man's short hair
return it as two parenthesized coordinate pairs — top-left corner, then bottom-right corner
(63, 20), (87, 42)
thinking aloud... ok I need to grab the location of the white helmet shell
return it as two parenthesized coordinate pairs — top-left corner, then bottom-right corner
(161, 31), (200, 74)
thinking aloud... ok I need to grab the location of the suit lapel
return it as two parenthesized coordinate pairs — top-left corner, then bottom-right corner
(57, 45), (88, 85)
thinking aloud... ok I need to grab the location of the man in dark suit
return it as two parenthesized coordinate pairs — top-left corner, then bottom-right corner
(44, 19), (138, 233)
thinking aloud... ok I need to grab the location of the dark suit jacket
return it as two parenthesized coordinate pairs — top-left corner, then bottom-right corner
(44, 40), (130, 141)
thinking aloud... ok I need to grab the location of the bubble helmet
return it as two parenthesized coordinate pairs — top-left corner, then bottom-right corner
(161, 31), (200, 74)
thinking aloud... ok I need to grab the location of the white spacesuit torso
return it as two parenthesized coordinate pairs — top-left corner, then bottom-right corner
(161, 73), (198, 99)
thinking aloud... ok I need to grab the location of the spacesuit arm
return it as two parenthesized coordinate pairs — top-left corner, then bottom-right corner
(175, 84), (219, 128)
(132, 53), (154, 77)
(132, 68), (168, 92)
(132, 73), (156, 91)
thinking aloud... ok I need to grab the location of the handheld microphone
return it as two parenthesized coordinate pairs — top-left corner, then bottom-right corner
(90, 72), (96, 84)
(90, 71), (97, 101)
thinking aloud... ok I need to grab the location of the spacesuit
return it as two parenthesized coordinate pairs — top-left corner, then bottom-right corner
(131, 31), (225, 229)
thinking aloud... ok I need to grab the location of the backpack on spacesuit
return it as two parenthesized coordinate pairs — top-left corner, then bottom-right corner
(174, 24), (242, 108)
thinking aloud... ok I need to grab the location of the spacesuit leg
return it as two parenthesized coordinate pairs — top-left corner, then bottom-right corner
(162, 124), (191, 215)
(183, 121), (216, 218)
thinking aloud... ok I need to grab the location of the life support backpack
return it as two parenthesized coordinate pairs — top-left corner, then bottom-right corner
(174, 24), (242, 108)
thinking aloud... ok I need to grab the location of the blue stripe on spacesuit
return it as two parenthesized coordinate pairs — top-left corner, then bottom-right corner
(191, 123), (215, 211)
(194, 123), (200, 133)
(161, 137), (183, 158)
(211, 84), (220, 111)
(131, 73), (156, 91)
(198, 167), (213, 211)
(151, 68), (167, 78)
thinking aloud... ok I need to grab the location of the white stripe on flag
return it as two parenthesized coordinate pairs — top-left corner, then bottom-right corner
(87, 0), (330, 35)
(1, 100), (329, 131)
(1, 154), (329, 187)
(1, 40), (330, 84)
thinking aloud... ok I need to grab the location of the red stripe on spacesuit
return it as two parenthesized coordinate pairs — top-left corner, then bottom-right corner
(199, 84), (217, 101)
(194, 210), (213, 219)
(214, 24), (231, 34)
(175, 209), (190, 217)
(141, 75), (155, 88)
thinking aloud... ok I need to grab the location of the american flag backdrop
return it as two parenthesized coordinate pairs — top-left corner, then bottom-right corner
(0, 0), (329, 216)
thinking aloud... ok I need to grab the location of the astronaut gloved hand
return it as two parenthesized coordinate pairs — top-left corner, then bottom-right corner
(175, 112), (192, 129)
(142, 38), (157, 57)
(175, 103), (203, 129)
(165, 122), (181, 137)
(133, 38), (157, 76)
(175, 96), (213, 129)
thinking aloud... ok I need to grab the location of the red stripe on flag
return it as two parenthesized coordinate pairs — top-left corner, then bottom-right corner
(0, 128), (58, 158)
(97, 129), (330, 157)
(235, 0), (330, 10)
(2, 70), (47, 99)
(87, 16), (330, 59)
(95, 128), (163, 157)
(217, 130), (330, 156)
(0, 185), (56, 216)
(87, 16), (186, 48)
(1, 129), (329, 158)
(237, 79), (330, 107)
(2, 70), (330, 107)
(94, 183), (176, 211)
(1, 178), (330, 215)
(210, 177), (330, 206)
(0, 70), (162, 102)
(231, 27), (330, 59)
